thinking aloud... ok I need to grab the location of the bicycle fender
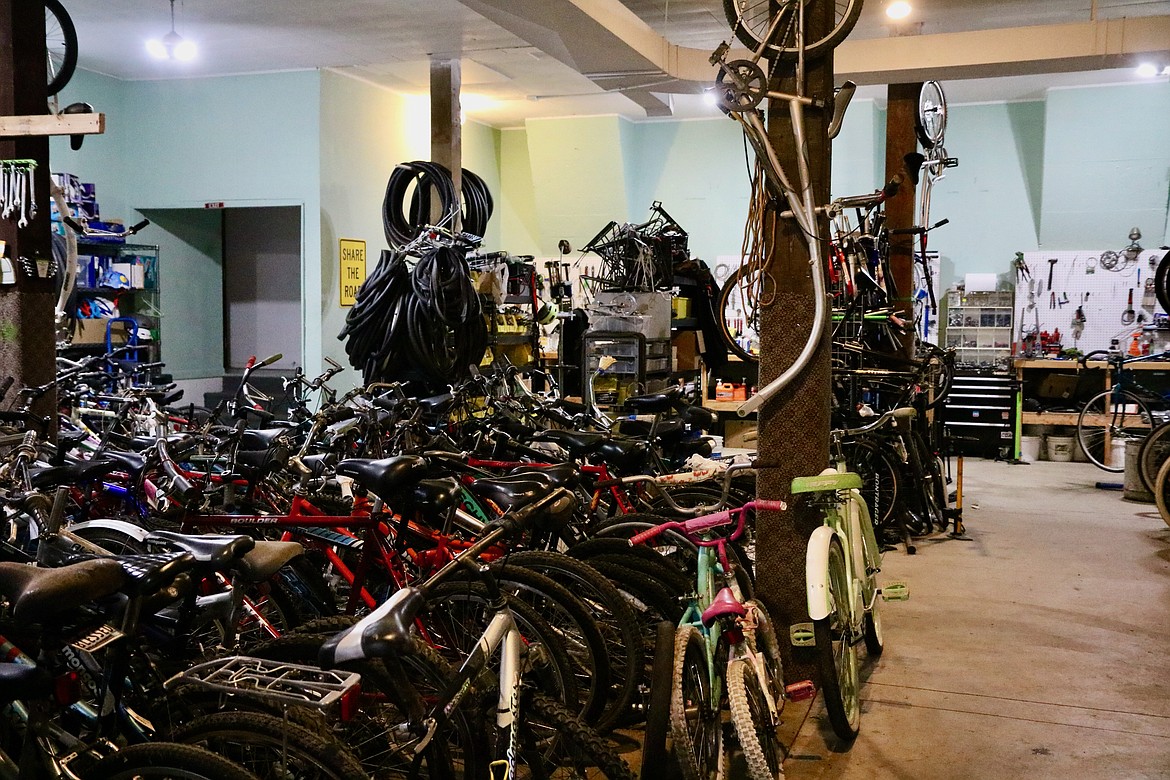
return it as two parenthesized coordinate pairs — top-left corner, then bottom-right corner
(806, 525), (839, 621)
(68, 518), (151, 543)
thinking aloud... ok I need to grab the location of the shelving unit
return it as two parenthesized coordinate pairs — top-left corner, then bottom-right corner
(583, 331), (670, 409)
(943, 289), (1013, 370)
(64, 241), (161, 362)
(482, 259), (540, 369)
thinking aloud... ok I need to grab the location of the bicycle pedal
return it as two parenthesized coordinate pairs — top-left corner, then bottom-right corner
(785, 680), (816, 702)
(880, 581), (910, 601)
(789, 622), (815, 647)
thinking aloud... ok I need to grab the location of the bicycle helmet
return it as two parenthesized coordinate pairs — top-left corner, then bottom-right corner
(99, 269), (130, 289)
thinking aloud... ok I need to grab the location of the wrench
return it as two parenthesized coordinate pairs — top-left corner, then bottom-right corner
(1, 165), (11, 219)
(26, 165), (35, 220)
(16, 168), (28, 228)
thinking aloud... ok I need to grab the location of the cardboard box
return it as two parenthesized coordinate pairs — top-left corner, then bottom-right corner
(73, 318), (129, 345)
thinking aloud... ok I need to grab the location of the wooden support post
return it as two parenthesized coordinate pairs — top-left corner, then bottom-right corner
(430, 58), (461, 230)
(0, 0), (56, 421)
(885, 82), (922, 359)
(755, 11), (836, 683)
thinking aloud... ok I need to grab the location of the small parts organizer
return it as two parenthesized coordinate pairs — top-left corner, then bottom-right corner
(944, 289), (1014, 370)
(0, 160), (38, 228)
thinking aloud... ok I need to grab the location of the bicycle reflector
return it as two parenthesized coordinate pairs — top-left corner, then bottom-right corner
(55, 671), (81, 706)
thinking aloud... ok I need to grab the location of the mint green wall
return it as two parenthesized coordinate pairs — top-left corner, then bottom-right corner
(498, 128), (542, 255)
(524, 116), (630, 256)
(51, 69), (322, 378)
(831, 99), (884, 198)
(1040, 82), (1170, 248)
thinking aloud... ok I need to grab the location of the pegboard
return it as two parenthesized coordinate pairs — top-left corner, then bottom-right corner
(1015, 249), (1169, 355)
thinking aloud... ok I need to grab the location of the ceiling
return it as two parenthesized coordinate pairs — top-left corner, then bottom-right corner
(62, 0), (1170, 127)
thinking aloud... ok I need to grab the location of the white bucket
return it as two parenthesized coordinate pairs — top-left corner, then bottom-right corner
(1071, 437), (1089, 462)
(1109, 438), (1127, 470)
(1123, 438), (1154, 502)
(1047, 435), (1075, 462)
(1020, 435), (1042, 462)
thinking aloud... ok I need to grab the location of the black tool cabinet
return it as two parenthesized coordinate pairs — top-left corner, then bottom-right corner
(941, 371), (1018, 457)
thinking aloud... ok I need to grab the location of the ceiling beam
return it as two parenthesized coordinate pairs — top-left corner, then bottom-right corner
(457, 0), (1169, 103)
(835, 15), (1170, 84)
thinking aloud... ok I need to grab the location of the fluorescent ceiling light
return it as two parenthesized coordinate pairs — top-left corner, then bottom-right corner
(887, 2), (912, 20)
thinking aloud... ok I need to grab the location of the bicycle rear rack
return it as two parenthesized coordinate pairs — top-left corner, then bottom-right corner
(166, 655), (361, 711)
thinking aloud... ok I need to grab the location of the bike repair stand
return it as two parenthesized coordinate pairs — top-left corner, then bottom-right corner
(945, 451), (973, 540)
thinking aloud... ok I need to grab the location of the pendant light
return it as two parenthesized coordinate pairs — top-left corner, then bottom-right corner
(146, 0), (196, 61)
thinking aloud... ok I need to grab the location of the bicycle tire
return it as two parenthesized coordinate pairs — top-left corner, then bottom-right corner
(742, 599), (786, 709)
(1154, 455), (1170, 529)
(245, 627), (478, 778)
(716, 263), (761, 363)
(844, 437), (903, 538)
(488, 563), (613, 731)
(726, 657), (783, 780)
(86, 742), (262, 780)
(516, 692), (637, 780)
(723, 0), (864, 62)
(1157, 251), (1170, 314)
(642, 621), (680, 776)
(1137, 419), (1170, 494)
(1076, 389), (1153, 472)
(502, 550), (645, 732)
(670, 625), (724, 780)
(172, 711), (367, 780)
(851, 491), (885, 657)
(814, 537), (860, 740)
(424, 580), (581, 715)
(568, 543), (692, 600)
(45, 0), (78, 97)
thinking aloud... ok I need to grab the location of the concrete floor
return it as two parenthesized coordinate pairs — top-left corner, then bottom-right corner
(784, 459), (1170, 779)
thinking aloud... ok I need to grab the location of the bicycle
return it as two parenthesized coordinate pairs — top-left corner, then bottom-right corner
(630, 501), (812, 780)
(789, 410), (909, 739)
(1075, 350), (1170, 471)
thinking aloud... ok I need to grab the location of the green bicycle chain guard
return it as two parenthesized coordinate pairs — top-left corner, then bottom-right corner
(790, 472), (862, 494)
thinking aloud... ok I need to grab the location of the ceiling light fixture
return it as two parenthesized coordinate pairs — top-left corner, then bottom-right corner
(886, 1), (912, 20)
(146, 0), (196, 61)
(1135, 62), (1161, 78)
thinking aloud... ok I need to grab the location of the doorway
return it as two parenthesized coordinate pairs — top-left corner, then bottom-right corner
(222, 206), (303, 371)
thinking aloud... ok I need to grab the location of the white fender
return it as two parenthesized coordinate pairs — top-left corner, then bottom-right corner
(68, 519), (151, 543)
(806, 525), (840, 621)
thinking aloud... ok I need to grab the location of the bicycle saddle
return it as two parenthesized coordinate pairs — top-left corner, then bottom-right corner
(145, 531), (256, 572)
(0, 559), (126, 622)
(673, 438), (715, 460)
(28, 457), (122, 488)
(615, 417), (686, 442)
(300, 453), (337, 478)
(469, 475), (549, 511)
(236, 541), (305, 584)
(417, 392), (454, 415)
(319, 586), (427, 668)
(0, 663), (52, 704)
(701, 586), (746, 627)
(114, 552), (196, 598)
(506, 463), (579, 490)
(596, 437), (650, 473)
(529, 429), (607, 457)
(239, 428), (291, 451)
(98, 449), (148, 477)
(336, 455), (429, 500)
(624, 387), (682, 413)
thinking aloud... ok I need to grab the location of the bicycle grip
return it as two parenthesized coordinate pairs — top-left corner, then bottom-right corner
(629, 524), (671, 546)
(682, 510), (735, 535)
(753, 500), (787, 512)
(156, 440), (198, 504)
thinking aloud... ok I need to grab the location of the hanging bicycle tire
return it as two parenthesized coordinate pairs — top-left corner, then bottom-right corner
(723, 0), (864, 62)
(45, 0), (78, 97)
(717, 263), (762, 363)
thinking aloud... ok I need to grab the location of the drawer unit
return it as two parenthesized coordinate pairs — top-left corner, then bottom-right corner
(941, 372), (1018, 457)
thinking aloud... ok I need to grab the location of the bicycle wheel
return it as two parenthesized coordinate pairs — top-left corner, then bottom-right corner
(670, 625), (724, 780)
(723, 0), (864, 61)
(850, 492), (884, 657)
(86, 742), (261, 780)
(45, 0), (78, 96)
(513, 692), (637, 779)
(717, 263), (762, 363)
(642, 621), (679, 775)
(726, 657), (782, 780)
(814, 537), (860, 740)
(1137, 419), (1170, 494)
(843, 437), (902, 538)
(742, 599), (785, 714)
(1154, 455), (1170, 530)
(172, 711), (366, 780)
(1076, 389), (1154, 472)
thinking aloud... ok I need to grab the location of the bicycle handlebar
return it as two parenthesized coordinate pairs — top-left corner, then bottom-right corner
(835, 408), (905, 438)
(628, 499), (786, 546)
